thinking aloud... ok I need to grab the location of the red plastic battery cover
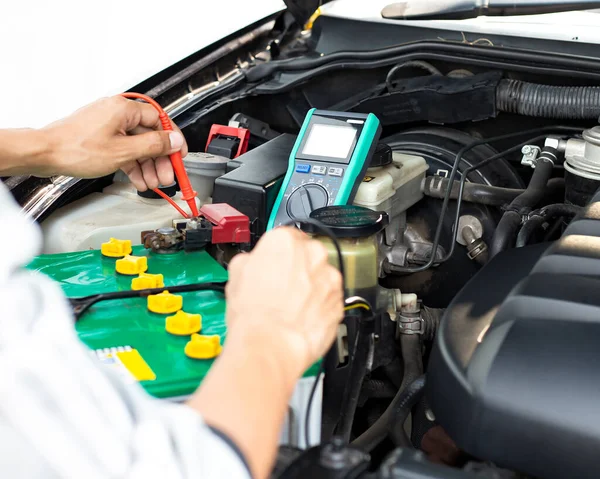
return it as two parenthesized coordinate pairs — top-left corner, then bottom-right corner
(199, 204), (251, 244)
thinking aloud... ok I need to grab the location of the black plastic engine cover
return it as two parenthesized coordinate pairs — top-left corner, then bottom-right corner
(428, 191), (600, 479)
(212, 134), (294, 242)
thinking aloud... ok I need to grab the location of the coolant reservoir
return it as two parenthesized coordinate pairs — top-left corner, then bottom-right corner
(40, 181), (200, 254)
(301, 205), (389, 309)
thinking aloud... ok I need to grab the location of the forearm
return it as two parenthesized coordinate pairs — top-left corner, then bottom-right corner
(187, 330), (303, 479)
(0, 129), (55, 176)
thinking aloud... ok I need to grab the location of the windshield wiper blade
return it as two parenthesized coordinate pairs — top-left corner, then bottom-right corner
(382, 0), (600, 20)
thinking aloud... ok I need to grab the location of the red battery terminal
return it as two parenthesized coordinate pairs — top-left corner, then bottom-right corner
(178, 204), (251, 252)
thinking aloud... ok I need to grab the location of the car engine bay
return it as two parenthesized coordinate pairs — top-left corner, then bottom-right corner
(10, 9), (600, 479)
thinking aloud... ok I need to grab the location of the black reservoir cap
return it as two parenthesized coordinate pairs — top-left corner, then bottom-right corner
(369, 143), (393, 167)
(137, 182), (177, 199)
(301, 205), (389, 238)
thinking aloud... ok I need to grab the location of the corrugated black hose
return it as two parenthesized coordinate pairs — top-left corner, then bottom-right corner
(497, 79), (600, 119)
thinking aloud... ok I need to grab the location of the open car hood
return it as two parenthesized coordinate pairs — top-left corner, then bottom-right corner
(323, 0), (600, 46)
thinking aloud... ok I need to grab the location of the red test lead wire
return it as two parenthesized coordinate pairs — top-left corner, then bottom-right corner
(120, 92), (199, 218)
(153, 188), (190, 219)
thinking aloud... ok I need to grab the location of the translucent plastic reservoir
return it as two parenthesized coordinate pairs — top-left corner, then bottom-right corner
(302, 205), (389, 309)
(319, 235), (379, 305)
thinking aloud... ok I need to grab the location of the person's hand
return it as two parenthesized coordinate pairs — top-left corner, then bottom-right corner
(224, 227), (344, 379)
(40, 96), (187, 191)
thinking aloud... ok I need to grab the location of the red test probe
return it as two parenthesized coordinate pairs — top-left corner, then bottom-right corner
(121, 92), (199, 218)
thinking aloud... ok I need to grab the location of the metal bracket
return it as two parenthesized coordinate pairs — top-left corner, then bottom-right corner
(398, 316), (424, 335)
(521, 145), (541, 168)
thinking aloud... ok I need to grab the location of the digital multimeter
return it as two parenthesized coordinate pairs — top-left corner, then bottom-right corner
(267, 109), (381, 229)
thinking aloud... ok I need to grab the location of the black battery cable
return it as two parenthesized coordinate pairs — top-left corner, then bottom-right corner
(69, 282), (227, 321)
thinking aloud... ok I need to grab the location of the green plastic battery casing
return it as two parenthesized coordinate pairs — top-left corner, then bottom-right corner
(27, 246), (320, 399)
(267, 109), (381, 230)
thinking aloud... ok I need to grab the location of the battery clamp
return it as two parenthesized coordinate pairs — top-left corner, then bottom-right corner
(205, 124), (250, 159)
(140, 204), (251, 254)
(267, 109), (382, 230)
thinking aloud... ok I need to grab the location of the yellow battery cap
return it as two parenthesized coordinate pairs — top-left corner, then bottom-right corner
(132, 273), (164, 290)
(101, 238), (132, 258)
(185, 334), (222, 359)
(165, 310), (202, 336)
(147, 290), (183, 314)
(115, 255), (148, 276)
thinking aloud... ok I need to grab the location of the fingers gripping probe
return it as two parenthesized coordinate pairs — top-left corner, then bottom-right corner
(121, 92), (199, 218)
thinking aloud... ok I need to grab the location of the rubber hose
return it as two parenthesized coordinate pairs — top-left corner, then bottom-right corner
(421, 307), (444, 342)
(510, 157), (556, 211)
(383, 358), (404, 389)
(539, 203), (583, 218)
(497, 79), (600, 119)
(422, 176), (524, 206)
(473, 247), (490, 266)
(366, 403), (387, 428)
(336, 321), (374, 443)
(516, 203), (582, 247)
(490, 211), (522, 258)
(515, 215), (547, 248)
(388, 376), (427, 448)
(362, 379), (398, 399)
(389, 335), (424, 447)
(411, 396), (434, 449)
(351, 334), (423, 451)
(422, 177), (565, 207)
(490, 153), (556, 258)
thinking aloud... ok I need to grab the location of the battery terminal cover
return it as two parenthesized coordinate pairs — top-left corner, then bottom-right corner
(147, 290), (183, 314)
(101, 238), (133, 258)
(132, 273), (165, 290)
(185, 334), (222, 359)
(166, 310), (202, 336)
(115, 255), (148, 275)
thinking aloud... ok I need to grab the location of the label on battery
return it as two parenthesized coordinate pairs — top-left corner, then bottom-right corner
(91, 346), (156, 382)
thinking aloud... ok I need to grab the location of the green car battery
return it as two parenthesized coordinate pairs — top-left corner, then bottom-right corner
(27, 245), (321, 447)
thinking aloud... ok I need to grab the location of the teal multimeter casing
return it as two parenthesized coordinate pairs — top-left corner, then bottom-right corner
(267, 109), (382, 229)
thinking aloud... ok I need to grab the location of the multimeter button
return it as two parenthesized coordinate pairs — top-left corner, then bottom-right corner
(296, 164), (311, 173)
(328, 167), (344, 177)
(312, 165), (327, 175)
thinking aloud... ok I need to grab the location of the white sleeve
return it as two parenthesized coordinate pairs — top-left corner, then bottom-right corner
(0, 184), (251, 479)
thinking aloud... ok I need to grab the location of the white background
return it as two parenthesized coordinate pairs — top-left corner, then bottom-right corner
(0, 0), (283, 129)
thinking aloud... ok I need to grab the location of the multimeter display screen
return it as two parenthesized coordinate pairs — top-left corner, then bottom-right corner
(301, 124), (357, 160)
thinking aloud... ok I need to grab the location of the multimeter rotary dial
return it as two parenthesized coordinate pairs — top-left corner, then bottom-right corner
(286, 184), (329, 221)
